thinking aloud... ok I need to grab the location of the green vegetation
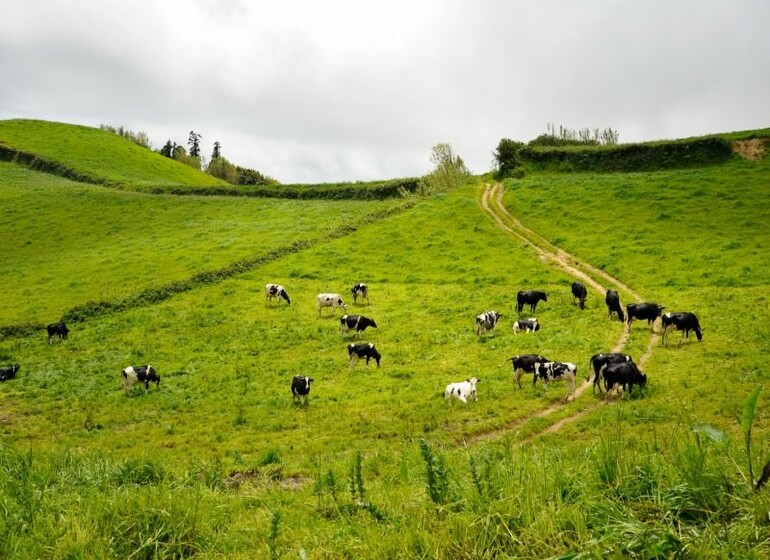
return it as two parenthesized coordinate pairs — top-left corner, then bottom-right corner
(0, 121), (769, 558)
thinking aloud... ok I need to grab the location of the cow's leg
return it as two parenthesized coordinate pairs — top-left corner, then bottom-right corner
(514, 369), (523, 389)
(349, 355), (357, 370)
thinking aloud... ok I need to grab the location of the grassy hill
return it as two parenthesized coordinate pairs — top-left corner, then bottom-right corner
(0, 121), (769, 558)
(0, 119), (230, 189)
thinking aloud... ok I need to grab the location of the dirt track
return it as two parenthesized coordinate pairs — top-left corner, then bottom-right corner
(465, 183), (659, 445)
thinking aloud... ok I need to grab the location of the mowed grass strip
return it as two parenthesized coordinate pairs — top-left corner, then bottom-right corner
(0, 162), (402, 325)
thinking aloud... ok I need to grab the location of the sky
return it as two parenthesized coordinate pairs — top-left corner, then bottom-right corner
(1, 1), (768, 183)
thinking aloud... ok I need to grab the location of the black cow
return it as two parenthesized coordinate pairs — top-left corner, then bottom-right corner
(265, 283), (291, 306)
(588, 353), (633, 393)
(571, 282), (587, 309)
(291, 375), (314, 403)
(517, 290), (547, 314)
(0, 364), (20, 382)
(661, 312), (703, 346)
(602, 361), (647, 397)
(508, 353), (550, 389)
(340, 314), (378, 336)
(122, 365), (160, 394)
(513, 318), (540, 333)
(605, 289), (625, 322)
(476, 310), (502, 336)
(626, 302), (665, 330)
(348, 343), (381, 369)
(351, 283), (369, 305)
(47, 322), (69, 345)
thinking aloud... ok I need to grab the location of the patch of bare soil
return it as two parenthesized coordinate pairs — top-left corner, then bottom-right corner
(734, 139), (767, 161)
(466, 184), (656, 445)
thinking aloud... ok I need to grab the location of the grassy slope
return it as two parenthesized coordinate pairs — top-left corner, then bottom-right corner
(0, 162), (400, 325)
(0, 119), (230, 188)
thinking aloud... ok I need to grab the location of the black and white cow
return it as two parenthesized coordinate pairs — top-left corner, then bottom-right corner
(626, 302), (665, 330)
(513, 318), (540, 334)
(340, 314), (378, 336)
(351, 283), (369, 305)
(601, 361), (647, 397)
(348, 343), (381, 369)
(265, 283), (291, 306)
(0, 364), (20, 382)
(444, 377), (480, 403)
(587, 352), (633, 393)
(516, 290), (547, 314)
(317, 293), (348, 317)
(605, 289), (625, 322)
(533, 361), (578, 401)
(508, 354), (550, 389)
(571, 281), (588, 309)
(475, 310), (502, 336)
(291, 375), (314, 403)
(47, 322), (69, 345)
(661, 312), (703, 346)
(122, 365), (160, 394)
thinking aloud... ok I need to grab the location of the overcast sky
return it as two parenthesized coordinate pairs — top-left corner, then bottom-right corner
(1, 1), (768, 183)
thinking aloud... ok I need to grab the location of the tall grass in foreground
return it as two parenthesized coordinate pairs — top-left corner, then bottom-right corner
(2, 400), (768, 559)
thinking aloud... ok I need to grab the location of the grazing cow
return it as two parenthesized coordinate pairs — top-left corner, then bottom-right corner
(46, 322), (69, 345)
(475, 310), (502, 336)
(661, 312), (704, 346)
(351, 283), (369, 305)
(571, 281), (588, 309)
(601, 361), (647, 397)
(317, 293), (348, 317)
(291, 375), (314, 403)
(340, 314), (378, 336)
(605, 289), (625, 322)
(587, 353), (633, 393)
(265, 283), (291, 306)
(533, 361), (578, 401)
(444, 377), (480, 403)
(508, 354), (550, 389)
(348, 343), (381, 369)
(513, 318), (540, 334)
(0, 364), (20, 382)
(516, 290), (547, 314)
(626, 302), (665, 330)
(122, 365), (160, 395)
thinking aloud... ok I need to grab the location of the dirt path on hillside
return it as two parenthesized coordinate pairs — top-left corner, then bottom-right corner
(465, 184), (658, 446)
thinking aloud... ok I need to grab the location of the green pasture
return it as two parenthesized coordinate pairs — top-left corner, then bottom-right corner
(1, 128), (769, 558)
(0, 119), (229, 188)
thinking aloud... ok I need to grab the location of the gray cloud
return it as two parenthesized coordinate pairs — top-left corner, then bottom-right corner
(1, 0), (768, 183)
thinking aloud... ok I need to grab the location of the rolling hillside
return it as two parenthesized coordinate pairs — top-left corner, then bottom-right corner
(0, 120), (769, 559)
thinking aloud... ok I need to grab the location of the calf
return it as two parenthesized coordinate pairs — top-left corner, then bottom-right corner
(122, 365), (160, 395)
(291, 375), (314, 403)
(605, 289), (625, 322)
(601, 361), (647, 397)
(508, 353), (550, 389)
(516, 290), (547, 314)
(340, 314), (378, 336)
(265, 283), (291, 306)
(317, 293), (348, 317)
(351, 283), (369, 305)
(444, 377), (480, 403)
(661, 312), (703, 346)
(533, 361), (577, 402)
(348, 343), (381, 369)
(513, 318), (540, 334)
(475, 310), (502, 336)
(0, 364), (20, 382)
(571, 281), (588, 309)
(588, 353), (633, 393)
(47, 322), (69, 345)
(626, 302), (665, 330)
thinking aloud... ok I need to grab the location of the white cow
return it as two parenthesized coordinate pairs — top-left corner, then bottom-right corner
(444, 377), (480, 403)
(317, 293), (348, 317)
(475, 311), (502, 336)
(533, 361), (577, 402)
(265, 283), (291, 306)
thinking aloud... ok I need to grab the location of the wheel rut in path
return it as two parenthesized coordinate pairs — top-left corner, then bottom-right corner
(464, 184), (658, 446)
